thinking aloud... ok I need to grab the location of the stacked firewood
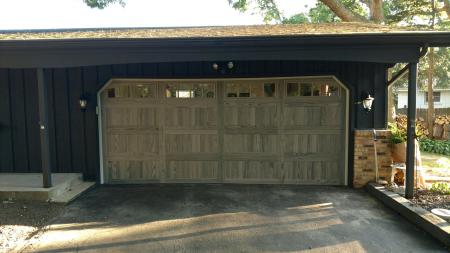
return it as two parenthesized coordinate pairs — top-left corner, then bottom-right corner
(433, 115), (450, 139)
(395, 114), (429, 138)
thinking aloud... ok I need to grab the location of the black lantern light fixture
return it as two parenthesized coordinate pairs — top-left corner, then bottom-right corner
(212, 61), (235, 73)
(356, 92), (374, 112)
(79, 94), (88, 110)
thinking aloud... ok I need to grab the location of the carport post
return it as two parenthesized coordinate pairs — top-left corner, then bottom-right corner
(405, 62), (417, 199)
(37, 68), (52, 188)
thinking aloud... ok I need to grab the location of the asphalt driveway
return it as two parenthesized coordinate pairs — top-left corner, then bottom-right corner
(23, 185), (445, 253)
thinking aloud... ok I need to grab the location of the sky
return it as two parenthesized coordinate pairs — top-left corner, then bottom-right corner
(0, 0), (316, 30)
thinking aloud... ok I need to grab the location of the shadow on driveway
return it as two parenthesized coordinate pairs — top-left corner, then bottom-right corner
(24, 184), (447, 253)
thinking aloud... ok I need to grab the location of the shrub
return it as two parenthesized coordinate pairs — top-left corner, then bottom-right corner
(430, 182), (450, 195)
(388, 115), (428, 144)
(419, 138), (450, 156)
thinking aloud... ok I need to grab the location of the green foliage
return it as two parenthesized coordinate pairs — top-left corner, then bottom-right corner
(388, 122), (407, 144)
(83, 0), (125, 9)
(228, 0), (282, 23)
(419, 138), (450, 156)
(430, 182), (450, 195)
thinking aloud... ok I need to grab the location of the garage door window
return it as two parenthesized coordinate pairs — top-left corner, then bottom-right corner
(287, 82), (340, 97)
(225, 82), (276, 98)
(106, 84), (157, 98)
(166, 83), (215, 98)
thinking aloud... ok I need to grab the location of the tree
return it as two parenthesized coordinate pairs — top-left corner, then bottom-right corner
(83, 0), (124, 9)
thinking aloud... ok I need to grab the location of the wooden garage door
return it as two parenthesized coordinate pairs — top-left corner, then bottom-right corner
(101, 77), (346, 184)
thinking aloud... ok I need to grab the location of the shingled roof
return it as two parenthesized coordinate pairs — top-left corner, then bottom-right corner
(0, 23), (433, 41)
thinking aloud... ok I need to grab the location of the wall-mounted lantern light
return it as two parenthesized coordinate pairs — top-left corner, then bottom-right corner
(356, 93), (374, 112)
(79, 95), (88, 110)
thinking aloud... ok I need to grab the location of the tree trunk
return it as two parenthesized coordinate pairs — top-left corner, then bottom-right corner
(320, 0), (367, 22)
(427, 48), (435, 138)
(370, 0), (384, 23)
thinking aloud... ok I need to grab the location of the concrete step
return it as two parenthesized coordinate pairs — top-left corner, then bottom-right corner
(0, 173), (93, 202)
(51, 181), (96, 204)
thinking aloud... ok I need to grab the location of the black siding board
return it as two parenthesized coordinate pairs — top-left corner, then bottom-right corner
(142, 63), (158, 77)
(53, 68), (73, 172)
(374, 64), (387, 129)
(0, 69), (14, 172)
(157, 63), (173, 77)
(97, 65), (113, 86)
(9, 69), (29, 172)
(45, 69), (58, 173)
(111, 64), (127, 77)
(82, 66), (100, 180)
(23, 69), (41, 172)
(125, 64), (141, 78)
(67, 67), (87, 175)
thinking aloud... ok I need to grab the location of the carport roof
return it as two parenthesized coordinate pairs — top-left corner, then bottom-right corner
(0, 23), (448, 46)
(0, 23), (436, 40)
(0, 23), (449, 68)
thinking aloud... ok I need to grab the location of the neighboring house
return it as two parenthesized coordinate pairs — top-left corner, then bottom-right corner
(397, 88), (450, 109)
(0, 24), (449, 188)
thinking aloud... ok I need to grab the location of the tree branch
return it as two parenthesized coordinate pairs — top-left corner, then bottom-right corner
(320, 0), (368, 22)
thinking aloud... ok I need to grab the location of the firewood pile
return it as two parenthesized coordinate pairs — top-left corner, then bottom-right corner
(433, 115), (450, 139)
(395, 114), (429, 137)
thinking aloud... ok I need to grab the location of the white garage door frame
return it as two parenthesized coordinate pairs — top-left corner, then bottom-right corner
(97, 76), (349, 185)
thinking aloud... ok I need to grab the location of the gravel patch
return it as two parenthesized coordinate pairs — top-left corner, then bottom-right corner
(0, 199), (64, 253)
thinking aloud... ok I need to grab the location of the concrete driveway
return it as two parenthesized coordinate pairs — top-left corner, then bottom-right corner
(24, 185), (445, 253)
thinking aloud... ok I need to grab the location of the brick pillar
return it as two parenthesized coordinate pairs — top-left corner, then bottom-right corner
(353, 130), (393, 188)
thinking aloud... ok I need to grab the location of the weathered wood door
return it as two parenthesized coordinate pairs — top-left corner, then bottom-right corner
(101, 77), (346, 184)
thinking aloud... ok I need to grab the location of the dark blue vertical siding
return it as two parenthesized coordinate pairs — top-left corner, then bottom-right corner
(0, 61), (389, 182)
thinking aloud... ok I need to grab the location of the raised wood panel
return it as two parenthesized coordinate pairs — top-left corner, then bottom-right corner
(224, 134), (278, 153)
(283, 106), (322, 127)
(223, 160), (281, 181)
(283, 134), (340, 155)
(107, 133), (159, 155)
(104, 107), (159, 128)
(282, 161), (339, 184)
(107, 160), (159, 181)
(224, 102), (278, 128)
(165, 106), (217, 129)
(165, 133), (218, 153)
(167, 161), (218, 180)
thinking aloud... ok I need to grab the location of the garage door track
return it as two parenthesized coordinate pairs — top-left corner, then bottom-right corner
(23, 185), (446, 252)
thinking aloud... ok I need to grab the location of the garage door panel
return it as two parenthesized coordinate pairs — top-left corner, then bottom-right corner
(107, 160), (160, 181)
(107, 133), (159, 155)
(102, 78), (346, 185)
(223, 160), (281, 182)
(284, 134), (340, 155)
(283, 106), (322, 127)
(104, 107), (159, 128)
(165, 133), (218, 153)
(224, 134), (278, 154)
(282, 161), (340, 184)
(165, 106), (217, 129)
(167, 161), (218, 180)
(224, 102), (278, 128)
(321, 104), (343, 126)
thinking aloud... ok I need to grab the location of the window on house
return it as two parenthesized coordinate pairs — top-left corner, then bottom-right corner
(424, 92), (440, 103)
(165, 83), (215, 98)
